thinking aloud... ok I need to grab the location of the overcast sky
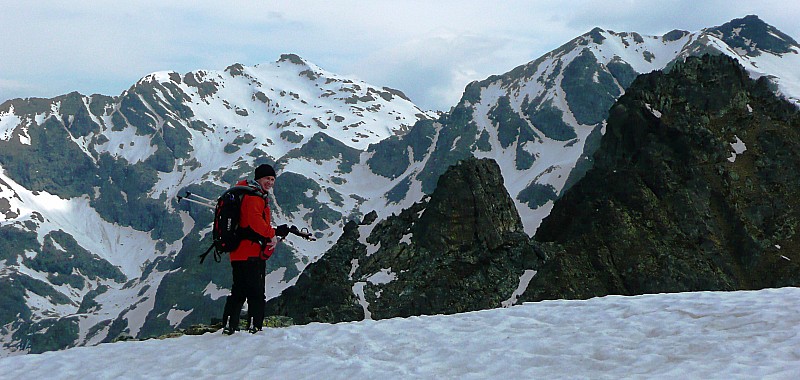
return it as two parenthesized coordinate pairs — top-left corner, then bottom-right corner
(2, 1), (799, 111)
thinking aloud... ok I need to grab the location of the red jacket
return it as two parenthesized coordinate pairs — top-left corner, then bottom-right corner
(229, 180), (276, 261)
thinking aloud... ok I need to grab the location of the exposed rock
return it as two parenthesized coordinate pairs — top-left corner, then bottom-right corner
(265, 157), (545, 323)
(527, 55), (800, 301)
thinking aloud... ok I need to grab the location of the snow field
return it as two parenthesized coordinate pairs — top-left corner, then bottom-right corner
(1, 287), (799, 379)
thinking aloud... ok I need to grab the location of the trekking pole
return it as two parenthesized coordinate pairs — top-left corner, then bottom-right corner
(290, 225), (317, 241)
(276, 224), (317, 241)
(185, 191), (215, 204)
(176, 194), (215, 209)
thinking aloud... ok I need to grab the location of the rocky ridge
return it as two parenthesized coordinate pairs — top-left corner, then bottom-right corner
(527, 54), (800, 300)
(265, 158), (546, 323)
(263, 55), (800, 325)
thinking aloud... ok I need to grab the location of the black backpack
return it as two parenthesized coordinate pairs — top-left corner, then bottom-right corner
(199, 185), (267, 263)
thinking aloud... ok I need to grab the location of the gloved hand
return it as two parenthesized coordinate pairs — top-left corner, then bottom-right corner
(275, 224), (290, 238)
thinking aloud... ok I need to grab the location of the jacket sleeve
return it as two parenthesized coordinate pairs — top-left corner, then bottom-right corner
(240, 194), (275, 240)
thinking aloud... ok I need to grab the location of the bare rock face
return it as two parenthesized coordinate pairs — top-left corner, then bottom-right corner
(414, 157), (525, 253)
(265, 157), (545, 324)
(527, 55), (800, 301)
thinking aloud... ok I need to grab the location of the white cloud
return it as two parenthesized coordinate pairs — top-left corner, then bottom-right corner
(348, 29), (527, 110)
(0, 79), (36, 102)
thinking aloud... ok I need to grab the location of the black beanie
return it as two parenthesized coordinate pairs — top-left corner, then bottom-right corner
(254, 164), (276, 179)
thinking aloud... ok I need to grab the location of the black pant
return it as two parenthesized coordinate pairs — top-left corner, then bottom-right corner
(222, 258), (267, 330)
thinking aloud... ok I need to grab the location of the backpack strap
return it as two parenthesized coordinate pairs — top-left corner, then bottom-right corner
(239, 227), (270, 247)
(198, 244), (218, 264)
(230, 184), (265, 198)
(240, 186), (272, 259)
(236, 185), (269, 246)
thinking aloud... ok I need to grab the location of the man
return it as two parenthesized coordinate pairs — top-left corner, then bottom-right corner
(222, 163), (280, 334)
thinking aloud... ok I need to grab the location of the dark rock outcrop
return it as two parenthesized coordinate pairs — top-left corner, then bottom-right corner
(526, 55), (800, 301)
(265, 157), (545, 323)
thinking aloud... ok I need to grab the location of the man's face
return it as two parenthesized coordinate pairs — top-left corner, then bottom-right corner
(257, 176), (275, 192)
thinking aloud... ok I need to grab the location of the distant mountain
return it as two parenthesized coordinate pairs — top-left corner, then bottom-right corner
(0, 54), (433, 355)
(363, 14), (800, 239)
(1, 15), (800, 355)
(262, 55), (800, 327)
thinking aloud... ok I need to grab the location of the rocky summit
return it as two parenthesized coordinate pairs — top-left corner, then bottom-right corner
(265, 157), (546, 323)
(527, 55), (800, 300)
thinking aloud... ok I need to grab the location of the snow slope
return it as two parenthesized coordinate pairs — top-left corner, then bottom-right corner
(1, 287), (799, 379)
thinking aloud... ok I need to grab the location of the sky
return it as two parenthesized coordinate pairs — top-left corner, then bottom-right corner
(1, 287), (799, 378)
(1, 1), (800, 112)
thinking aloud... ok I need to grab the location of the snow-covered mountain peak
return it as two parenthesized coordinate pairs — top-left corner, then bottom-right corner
(0, 52), (442, 356)
(126, 54), (433, 155)
(407, 16), (800, 237)
(704, 15), (800, 57)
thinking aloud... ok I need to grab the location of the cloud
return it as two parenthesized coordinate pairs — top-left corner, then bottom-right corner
(344, 30), (514, 110)
(554, 0), (800, 37)
(0, 79), (38, 103)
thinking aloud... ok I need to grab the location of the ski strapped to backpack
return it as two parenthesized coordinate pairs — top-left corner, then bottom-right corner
(178, 188), (316, 264)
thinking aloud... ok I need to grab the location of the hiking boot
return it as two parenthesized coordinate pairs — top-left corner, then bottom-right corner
(223, 327), (236, 335)
(248, 327), (262, 334)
